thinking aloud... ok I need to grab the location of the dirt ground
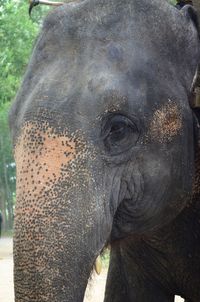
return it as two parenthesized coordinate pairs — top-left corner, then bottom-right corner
(0, 238), (14, 302)
(0, 238), (183, 302)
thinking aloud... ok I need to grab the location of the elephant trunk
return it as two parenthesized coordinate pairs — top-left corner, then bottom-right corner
(13, 120), (111, 302)
(14, 209), (104, 302)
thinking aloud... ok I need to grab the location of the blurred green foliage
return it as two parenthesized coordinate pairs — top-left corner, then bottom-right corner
(0, 0), (48, 105)
(0, 102), (16, 229)
(101, 248), (110, 268)
(169, 0), (177, 5)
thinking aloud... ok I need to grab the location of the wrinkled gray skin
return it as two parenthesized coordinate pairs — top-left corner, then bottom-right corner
(10, 0), (200, 301)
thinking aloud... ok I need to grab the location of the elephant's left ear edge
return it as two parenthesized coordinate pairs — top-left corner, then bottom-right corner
(181, 5), (200, 36)
(180, 5), (200, 111)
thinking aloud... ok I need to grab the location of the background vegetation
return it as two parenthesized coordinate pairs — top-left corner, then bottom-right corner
(0, 0), (178, 233)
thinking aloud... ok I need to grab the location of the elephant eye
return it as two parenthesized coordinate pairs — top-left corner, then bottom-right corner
(102, 114), (139, 155)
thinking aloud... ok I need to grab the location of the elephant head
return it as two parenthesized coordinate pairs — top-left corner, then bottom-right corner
(9, 0), (200, 301)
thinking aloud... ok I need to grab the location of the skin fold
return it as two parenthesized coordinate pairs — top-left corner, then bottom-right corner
(9, 0), (200, 301)
(105, 191), (200, 301)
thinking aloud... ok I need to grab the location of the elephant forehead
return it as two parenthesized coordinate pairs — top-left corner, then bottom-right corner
(14, 121), (88, 208)
(149, 101), (182, 143)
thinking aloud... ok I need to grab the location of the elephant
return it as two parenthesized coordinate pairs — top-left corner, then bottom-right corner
(9, 0), (200, 301)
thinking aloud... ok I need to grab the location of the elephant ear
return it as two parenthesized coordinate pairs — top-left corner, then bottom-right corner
(181, 4), (200, 35)
(178, 4), (200, 118)
(176, 4), (200, 134)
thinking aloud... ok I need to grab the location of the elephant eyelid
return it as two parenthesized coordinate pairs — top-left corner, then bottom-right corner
(101, 113), (139, 134)
(101, 113), (140, 155)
